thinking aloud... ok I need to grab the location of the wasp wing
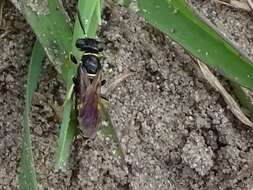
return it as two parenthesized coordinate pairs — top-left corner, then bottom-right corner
(77, 66), (102, 138)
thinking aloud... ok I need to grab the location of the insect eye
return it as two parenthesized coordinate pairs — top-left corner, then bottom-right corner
(81, 55), (101, 74)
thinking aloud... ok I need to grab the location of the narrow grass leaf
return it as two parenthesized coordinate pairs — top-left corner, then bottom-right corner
(55, 97), (76, 169)
(71, 0), (100, 57)
(19, 0), (72, 72)
(137, 0), (253, 90)
(20, 40), (45, 190)
(56, 0), (101, 169)
(57, 0), (123, 168)
(77, 0), (100, 37)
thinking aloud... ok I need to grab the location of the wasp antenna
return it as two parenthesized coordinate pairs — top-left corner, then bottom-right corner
(77, 10), (86, 36)
(101, 95), (109, 102)
(70, 53), (78, 64)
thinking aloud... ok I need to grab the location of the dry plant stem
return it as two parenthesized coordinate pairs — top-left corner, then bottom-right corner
(0, 0), (4, 26)
(197, 60), (253, 127)
(247, 0), (253, 9)
(213, 0), (251, 11)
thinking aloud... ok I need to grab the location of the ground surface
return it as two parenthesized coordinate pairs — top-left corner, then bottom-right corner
(1, 0), (253, 189)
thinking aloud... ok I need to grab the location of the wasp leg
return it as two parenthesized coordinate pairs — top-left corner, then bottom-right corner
(65, 83), (75, 103)
(101, 94), (109, 102)
(101, 95), (109, 101)
(100, 80), (108, 101)
(101, 79), (106, 86)
(62, 76), (78, 102)
(100, 79), (107, 96)
(72, 76), (78, 87)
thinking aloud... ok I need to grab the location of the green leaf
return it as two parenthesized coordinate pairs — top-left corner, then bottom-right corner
(137, 0), (253, 90)
(19, 0), (72, 72)
(55, 97), (76, 169)
(19, 40), (45, 190)
(56, 0), (102, 169)
(57, 0), (124, 168)
(76, 0), (125, 161)
(71, 0), (101, 57)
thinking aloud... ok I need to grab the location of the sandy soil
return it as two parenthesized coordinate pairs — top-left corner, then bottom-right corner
(1, 0), (253, 189)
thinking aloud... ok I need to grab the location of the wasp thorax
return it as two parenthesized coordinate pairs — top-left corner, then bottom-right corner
(76, 38), (105, 53)
(81, 54), (101, 74)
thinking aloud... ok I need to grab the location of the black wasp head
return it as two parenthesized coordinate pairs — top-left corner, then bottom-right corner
(81, 54), (101, 74)
(76, 38), (105, 53)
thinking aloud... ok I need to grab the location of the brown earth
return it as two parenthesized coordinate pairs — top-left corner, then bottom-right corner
(1, 0), (253, 189)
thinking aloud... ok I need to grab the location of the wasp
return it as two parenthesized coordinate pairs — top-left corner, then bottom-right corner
(69, 12), (107, 139)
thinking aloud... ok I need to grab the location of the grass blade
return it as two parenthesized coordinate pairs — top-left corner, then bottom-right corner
(71, 0), (100, 57)
(56, 0), (102, 169)
(19, 40), (45, 190)
(57, 0), (124, 168)
(55, 97), (76, 169)
(19, 0), (72, 72)
(77, 0), (124, 160)
(137, 0), (253, 90)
